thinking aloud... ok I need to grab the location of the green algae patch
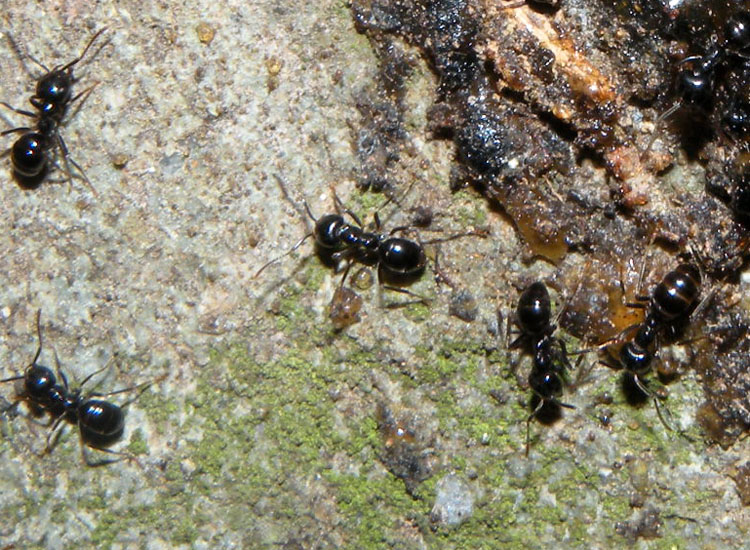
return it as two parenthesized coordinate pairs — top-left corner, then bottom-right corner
(126, 427), (148, 456)
(325, 470), (428, 547)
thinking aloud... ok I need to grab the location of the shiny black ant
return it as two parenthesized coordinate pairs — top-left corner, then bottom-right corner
(1, 28), (106, 189)
(507, 281), (576, 455)
(644, 11), (750, 154)
(255, 177), (485, 307)
(598, 263), (702, 430)
(0, 311), (154, 466)
(255, 202), (427, 294)
(674, 12), (749, 109)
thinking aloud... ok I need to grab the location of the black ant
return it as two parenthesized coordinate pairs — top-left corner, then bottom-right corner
(0, 311), (155, 466)
(256, 202), (427, 291)
(644, 11), (750, 154)
(674, 12), (749, 109)
(1, 28), (107, 189)
(255, 178), (485, 307)
(507, 281), (575, 455)
(598, 263), (702, 430)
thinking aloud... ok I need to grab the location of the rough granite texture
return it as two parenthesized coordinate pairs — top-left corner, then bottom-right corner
(0, 1), (748, 549)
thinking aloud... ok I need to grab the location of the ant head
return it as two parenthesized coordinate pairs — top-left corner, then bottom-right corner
(23, 364), (56, 400)
(313, 214), (346, 249)
(675, 66), (714, 108)
(725, 11), (750, 52)
(528, 368), (562, 399)
(618, 341), (653, 376)
(33, 70), (73, 117)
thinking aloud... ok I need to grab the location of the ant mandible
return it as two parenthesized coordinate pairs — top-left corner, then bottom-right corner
(0, 310), (155, 466)
(599, 263), (701, 430)
(507, 281), (575, 455)
(0, 27), (107, 189)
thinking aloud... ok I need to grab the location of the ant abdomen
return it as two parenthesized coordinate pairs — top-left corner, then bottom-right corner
(516, 282), (552, 337)
(11, 132), (47, 178)
(79, 399), (125, 441)
(378, 237), (426, 277)
(651, 263), (701, 322)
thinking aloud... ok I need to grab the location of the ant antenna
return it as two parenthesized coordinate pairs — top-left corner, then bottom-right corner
(32, 309), (43, 366)
(254, 232), (313, 278)
(59, 27), (109, 73)
(641, 103), (681, 160)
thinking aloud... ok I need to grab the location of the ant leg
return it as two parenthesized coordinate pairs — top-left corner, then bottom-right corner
(689, 286), (716, 322)
(417, 229), (489, 243)
(570, 354), (593, 389)
(329, 185), (348, 217)
(502, 308), (529, 388)
(4, 31), (48, 75)
(53, 130), (97, 195)
(0, 374), (24, 385)
(75, 357), (119, 392)
(597, 323), (643, 351)
(52, 350), (70, 391)
(338, 261), (353, 288)
(340, 209), (363, 229)
(68, 156), (97, 194)
(376, 264), (430, 308)
(0, 102), (36, 119)
(0, 126), (32, 137)
(651, 395), (677, 433)
(302, 201), (317, 223)
(270, 174), (312, 226)
(380, 285), (431, 307)
(43, 414), (68, 456)
(430, 245), (457, 289)
(66, 82), (101, 122)
(80, 437), (139, 468)
(86, 376), (163, 409)
(598, 345), (622, 371)
(557, 339), (572, 370)
(525, 398), (546, 456)
(628, 258), (651, 304)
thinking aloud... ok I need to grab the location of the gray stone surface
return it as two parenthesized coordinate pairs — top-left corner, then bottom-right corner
(0, 2), (748, 550)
